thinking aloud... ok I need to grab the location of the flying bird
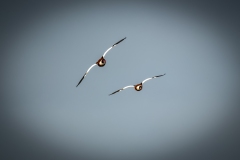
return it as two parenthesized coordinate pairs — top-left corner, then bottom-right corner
(76, 37), (126, 87)
(109, 74), (166, 95)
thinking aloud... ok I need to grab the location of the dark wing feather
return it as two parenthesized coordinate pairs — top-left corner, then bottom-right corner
(76, 74), (86, 87)
(113, 37), (126, 46)
(154, 73), (166, 78)
(109, 89), (122, 96)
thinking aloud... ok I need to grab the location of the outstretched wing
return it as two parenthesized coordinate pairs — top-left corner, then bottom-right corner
(142, 74), (166, 84)
(109, 85), (134, 96)
(102, 37), (126, 58)
(76, 64), (97, 87)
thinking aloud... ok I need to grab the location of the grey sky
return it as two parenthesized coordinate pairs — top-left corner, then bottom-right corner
(1, 1), (240, 160)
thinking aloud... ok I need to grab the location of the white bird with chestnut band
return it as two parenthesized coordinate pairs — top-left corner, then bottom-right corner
(109, 74), (166, 95)
(76, 37), (126, 87)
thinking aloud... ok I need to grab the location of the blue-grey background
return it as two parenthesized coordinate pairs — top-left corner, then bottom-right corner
(1, 0), (240, 160)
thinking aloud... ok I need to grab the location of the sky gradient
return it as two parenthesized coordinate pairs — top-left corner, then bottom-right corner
(1, 1), (240, 160)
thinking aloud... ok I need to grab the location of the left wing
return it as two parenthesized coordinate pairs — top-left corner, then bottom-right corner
(76, 64), (97, 87)
(109, 85), (134, 96)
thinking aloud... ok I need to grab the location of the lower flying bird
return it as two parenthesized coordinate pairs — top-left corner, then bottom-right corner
(76, 37), (126, 87)
(109, 74), (166, 95)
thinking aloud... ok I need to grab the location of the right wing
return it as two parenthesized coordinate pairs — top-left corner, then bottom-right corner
(76, 64), (97, 87)
(142, 74), (166, 84)
(102, 37), (126, 58)
(109, 85), (134, 96)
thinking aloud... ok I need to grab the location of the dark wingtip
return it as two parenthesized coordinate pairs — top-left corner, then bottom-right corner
(76, 76), (85, 87)
(113, 37), (127, 46)
(109, 90), (120, 96)
(154, 73), (166, 78)
(76, 83), (80, 87)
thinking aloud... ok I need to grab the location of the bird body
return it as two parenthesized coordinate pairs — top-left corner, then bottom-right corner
(96, 56), (106, 67)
